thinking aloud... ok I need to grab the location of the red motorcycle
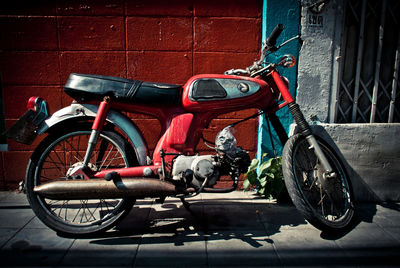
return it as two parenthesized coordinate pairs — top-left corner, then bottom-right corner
(6, 24), (355, 236)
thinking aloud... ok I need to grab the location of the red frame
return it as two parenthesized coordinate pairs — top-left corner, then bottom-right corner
(92, 71), (295, 179)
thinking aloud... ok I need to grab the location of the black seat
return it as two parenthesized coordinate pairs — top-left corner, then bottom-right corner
(64, 73), (182, 106)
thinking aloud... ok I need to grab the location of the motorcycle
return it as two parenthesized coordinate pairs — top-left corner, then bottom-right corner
(6, 24), (355, 236)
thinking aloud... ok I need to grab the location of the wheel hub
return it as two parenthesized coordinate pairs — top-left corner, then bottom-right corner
(66, 162), (97, 180)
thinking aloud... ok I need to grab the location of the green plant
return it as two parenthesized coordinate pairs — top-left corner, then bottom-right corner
(243, 154), (285, 200)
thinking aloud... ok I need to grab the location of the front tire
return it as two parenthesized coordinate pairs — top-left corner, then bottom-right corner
(282, 134), (355, 232)
(26, 124), (137, 236)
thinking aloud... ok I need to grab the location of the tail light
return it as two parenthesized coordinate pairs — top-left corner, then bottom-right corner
(27, 96), (40, 111)
(27, 96), (48, 115)
(5, 97), (49, 145)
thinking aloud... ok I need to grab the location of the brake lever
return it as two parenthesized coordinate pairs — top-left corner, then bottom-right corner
(224, 35), (300, 76)
(275, 35), (301, 50)
(224, 69), (249, 76)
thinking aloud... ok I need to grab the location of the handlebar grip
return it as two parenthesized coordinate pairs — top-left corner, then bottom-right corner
(266, 24), (284, 47)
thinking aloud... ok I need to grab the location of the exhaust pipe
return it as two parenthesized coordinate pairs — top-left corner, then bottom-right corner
(33, 178), (180, 200)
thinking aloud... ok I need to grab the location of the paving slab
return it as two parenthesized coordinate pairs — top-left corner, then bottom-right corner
(0, 207), (35, 229)
(206, 230), (280, 267)
(0, 191), (30, 206)
(201, 203), (264, 231)
(0, 191), (399, 267)
(269, 227), (346, 266)
(199, 191), (263, 203)
(384, 227), (400, 243)
(116, 202), (154, 234)
(134, 232), (207, 267)
(24, 215), (49, 229)
(360, 203), (400, 228)
(0, 227), (74, 267)
(333, 225), (400, 266)
(0, 228), (20, 248)
(148, 200), (203, 231)
(60, 236), (139, 267)
(255, 203), (309, 233)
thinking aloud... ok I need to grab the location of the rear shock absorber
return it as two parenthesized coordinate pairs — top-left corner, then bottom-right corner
(82, 96), (110, 168)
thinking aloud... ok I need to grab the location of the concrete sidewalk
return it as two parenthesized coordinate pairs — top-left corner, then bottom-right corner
(0, 191), (399, 267)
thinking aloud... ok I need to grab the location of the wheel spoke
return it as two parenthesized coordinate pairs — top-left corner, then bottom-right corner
(104, 147), (120, 169)
(46, 153), (66, 177)
(290, 135), (353, 228)
(99, 144), (115, 170)
(28, 128), (136, 236)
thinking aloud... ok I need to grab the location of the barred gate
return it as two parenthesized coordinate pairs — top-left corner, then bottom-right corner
(334, 0), (400, 123)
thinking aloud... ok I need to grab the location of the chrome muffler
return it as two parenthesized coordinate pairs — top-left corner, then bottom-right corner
(33, 178), (179, 200)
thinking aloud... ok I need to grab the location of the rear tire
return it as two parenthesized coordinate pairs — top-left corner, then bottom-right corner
(282, 134), (355, 232)
(26, 123), (137, 236)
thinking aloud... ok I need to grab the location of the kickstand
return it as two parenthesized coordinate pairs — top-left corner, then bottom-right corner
(180, 197), (207, 228)
(180, 197), (192, 211)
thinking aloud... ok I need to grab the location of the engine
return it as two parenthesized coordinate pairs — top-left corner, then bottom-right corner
(171, 127), (250, 191)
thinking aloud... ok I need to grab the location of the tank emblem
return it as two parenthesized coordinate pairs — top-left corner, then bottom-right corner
(238, 82), (250, 93)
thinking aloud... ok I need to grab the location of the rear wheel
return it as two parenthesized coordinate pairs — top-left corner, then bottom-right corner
(26, 124), (137, 236)
(282, 134), (355, 232)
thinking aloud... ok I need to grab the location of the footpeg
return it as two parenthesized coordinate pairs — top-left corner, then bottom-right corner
(105, 171), (126, 189)
(105, 171), (121, 182)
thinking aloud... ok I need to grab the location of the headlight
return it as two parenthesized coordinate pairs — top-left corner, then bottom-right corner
(278, 54), (296, 68)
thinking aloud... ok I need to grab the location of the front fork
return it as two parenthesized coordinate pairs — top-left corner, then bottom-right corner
(288, 102), (334, 177)
(270, 70), (334, 177)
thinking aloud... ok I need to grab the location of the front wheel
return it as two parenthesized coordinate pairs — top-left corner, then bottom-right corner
(282, 134), (355, 232)
(26, 124), (138, 236)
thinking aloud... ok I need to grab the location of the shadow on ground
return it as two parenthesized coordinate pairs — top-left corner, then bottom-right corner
(88, 197), (307, 247)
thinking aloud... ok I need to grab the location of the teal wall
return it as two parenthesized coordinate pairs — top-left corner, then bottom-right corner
(257, 0), (300, 160)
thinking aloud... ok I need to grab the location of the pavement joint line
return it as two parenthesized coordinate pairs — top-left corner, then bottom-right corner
(0, 192), (399, 267)
(0, 213), (36, 250)
(132, 199), (154, 268)
(131, 234), (142, 268)
(255, 204), (284, 266)
(56, 237), (77, 267)
(332, 239), (350, 258)
(204, 231), (209, 267)
(380, 224), (400, 244)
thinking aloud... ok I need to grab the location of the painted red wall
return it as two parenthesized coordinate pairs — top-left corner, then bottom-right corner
(0, 0), (262, 190)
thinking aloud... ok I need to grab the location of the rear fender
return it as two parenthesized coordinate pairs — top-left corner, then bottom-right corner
(37, 103), (149, 166)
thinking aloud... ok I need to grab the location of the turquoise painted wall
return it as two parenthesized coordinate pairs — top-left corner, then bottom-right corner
(257, 0), (300, 160)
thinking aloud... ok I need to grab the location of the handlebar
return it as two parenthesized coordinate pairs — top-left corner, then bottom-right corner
(224, 24), (286, 76)
(266, 24), (284, 48)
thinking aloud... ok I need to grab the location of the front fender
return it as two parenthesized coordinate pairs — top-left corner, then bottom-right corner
(37, 103), (149, 166)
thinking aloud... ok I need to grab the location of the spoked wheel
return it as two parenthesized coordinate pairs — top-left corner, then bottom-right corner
(282, 134), (355, 232)
(26, 123), (137, 236)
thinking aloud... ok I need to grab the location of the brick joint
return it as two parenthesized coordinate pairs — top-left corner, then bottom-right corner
(0, 0), (262, 189)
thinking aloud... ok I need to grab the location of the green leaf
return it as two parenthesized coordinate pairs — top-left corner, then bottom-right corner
(258, 187), (265, 195)
(246, 171), (258, 185)
(266, 172), (275, 179)
(259, 158), (273, 172)
(243, 179), (250, 191)
(247, 158), (259, 172)
(245, 155), (286, 199)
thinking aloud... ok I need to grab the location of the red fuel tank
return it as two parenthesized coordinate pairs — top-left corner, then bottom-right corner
(182, 74), (275, 113)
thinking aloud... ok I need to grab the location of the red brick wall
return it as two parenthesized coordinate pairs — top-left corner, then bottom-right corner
(0, 0), (262, 190)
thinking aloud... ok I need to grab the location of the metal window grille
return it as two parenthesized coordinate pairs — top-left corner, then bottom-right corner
(334, 0), (400, 123)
